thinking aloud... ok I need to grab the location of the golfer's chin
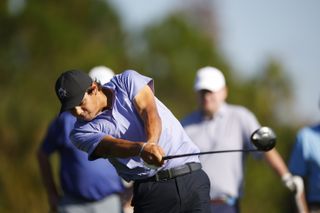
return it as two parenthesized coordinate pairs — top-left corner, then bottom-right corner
(79, 113), (97, 121)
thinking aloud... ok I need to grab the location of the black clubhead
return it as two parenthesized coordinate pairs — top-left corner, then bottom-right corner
(250, 126), (276, 151)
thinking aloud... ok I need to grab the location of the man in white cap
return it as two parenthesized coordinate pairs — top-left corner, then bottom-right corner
(181, 66), (308, 213)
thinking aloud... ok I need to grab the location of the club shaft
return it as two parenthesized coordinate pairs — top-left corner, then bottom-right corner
(163, 149), (261, 160)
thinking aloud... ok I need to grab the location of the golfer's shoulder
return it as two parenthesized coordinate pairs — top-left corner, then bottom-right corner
(115, 69), (150, 88)
(119, 69), (142, 79)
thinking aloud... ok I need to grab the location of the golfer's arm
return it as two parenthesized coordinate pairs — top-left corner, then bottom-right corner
(92, 86), (161, 159)
(133, 85), (162, 144)
(264, 148), (289, 177)
(93, 136), (144, 158)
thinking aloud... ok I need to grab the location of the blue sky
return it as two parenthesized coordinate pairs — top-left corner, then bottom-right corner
(109, 0), (320, 124)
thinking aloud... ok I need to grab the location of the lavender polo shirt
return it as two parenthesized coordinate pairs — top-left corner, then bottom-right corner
(71, 70), (200, 181)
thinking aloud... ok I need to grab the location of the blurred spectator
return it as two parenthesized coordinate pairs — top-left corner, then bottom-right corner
(37, 66), (126, 213)
(89, 66), (115, 85)
(181, 66), (308, 213)
(289, 105), (320, 212)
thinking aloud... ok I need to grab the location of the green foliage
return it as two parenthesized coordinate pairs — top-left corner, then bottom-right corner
(133, 13), (231, 118)
(250, 60), (293, 124)
(0, 1), (128, 212)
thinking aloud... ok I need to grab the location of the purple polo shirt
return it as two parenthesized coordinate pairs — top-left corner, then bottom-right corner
(71, 70), (200, 181)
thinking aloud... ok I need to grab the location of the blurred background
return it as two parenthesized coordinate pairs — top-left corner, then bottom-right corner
(1, 0), (319, 212)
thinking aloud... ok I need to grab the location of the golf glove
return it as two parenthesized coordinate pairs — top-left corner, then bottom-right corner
(282, 173), (304, 195)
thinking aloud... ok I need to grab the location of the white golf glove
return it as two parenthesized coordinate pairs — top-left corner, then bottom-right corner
(282, 173), (304, 195)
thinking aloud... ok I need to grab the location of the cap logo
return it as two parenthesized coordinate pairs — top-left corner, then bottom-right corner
(58, 88), (67, 99)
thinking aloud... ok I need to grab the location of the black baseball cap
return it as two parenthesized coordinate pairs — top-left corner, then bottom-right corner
(55, 69), (93, 113)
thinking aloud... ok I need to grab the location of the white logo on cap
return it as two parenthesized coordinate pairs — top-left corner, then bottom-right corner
(58, 88), (67, 99)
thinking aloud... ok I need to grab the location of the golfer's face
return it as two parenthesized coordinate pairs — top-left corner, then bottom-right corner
(198, 88), (226, 115)
(72, 90), (100, 121)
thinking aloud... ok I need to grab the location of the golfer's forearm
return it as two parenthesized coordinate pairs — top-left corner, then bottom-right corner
(94, 136), (144, 158)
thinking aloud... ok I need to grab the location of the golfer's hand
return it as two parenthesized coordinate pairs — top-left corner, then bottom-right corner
(282, 173), (304, 195)
(140, 143), (165, 167)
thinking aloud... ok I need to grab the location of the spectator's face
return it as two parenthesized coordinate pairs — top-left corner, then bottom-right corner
(197, 87), (227, 116)
(71, 84), (103, 121)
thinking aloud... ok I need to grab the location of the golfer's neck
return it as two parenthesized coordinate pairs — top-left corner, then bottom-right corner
(102, 88), (113, 110)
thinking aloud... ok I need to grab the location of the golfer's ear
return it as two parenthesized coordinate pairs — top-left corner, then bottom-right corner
(87, 83), (97, 95)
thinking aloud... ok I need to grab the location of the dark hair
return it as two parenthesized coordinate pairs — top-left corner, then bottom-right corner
(87, 82), (103, 95)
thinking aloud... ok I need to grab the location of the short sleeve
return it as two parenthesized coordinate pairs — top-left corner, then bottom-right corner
(70, 124), (107, 161)
(117, 70), (154, 100)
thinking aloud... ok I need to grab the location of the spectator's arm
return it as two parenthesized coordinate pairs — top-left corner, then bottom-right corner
(37, 149), (60, 212)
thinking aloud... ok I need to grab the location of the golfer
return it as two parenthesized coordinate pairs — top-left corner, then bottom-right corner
(54, 69), (211, 213)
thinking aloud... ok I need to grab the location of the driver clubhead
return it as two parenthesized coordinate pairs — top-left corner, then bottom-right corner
(251, 126), (276, 151)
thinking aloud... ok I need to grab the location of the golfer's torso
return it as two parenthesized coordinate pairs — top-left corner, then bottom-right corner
(104, 95), (200, 181)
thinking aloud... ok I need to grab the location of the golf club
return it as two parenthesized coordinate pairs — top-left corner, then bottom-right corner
(163, 126), (276, 160)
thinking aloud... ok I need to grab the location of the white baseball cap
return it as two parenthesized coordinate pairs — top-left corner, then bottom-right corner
(194, 66), (226, 92)
(89, 66), (115, 85)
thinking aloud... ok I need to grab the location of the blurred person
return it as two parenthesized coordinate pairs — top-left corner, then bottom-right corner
(88, 66), (115, 85)
(54, 69), (211, 213)
(37, 66), (126, 213)
(181, 66), (308, 213)
(288, 103), (320, 212)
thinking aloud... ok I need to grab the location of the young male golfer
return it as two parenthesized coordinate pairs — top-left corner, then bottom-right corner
(55, 69), (211, 213)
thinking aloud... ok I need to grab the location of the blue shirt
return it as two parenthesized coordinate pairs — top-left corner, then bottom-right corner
(71, 70), (200, 181)
(40, 112), (124, 201)
(289, 124), (320, 202)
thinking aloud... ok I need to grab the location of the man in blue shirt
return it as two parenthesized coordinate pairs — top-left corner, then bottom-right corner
(54, 69), (211, 213)
(289, 123), (320, 212)
(38, 67), (125, 213)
